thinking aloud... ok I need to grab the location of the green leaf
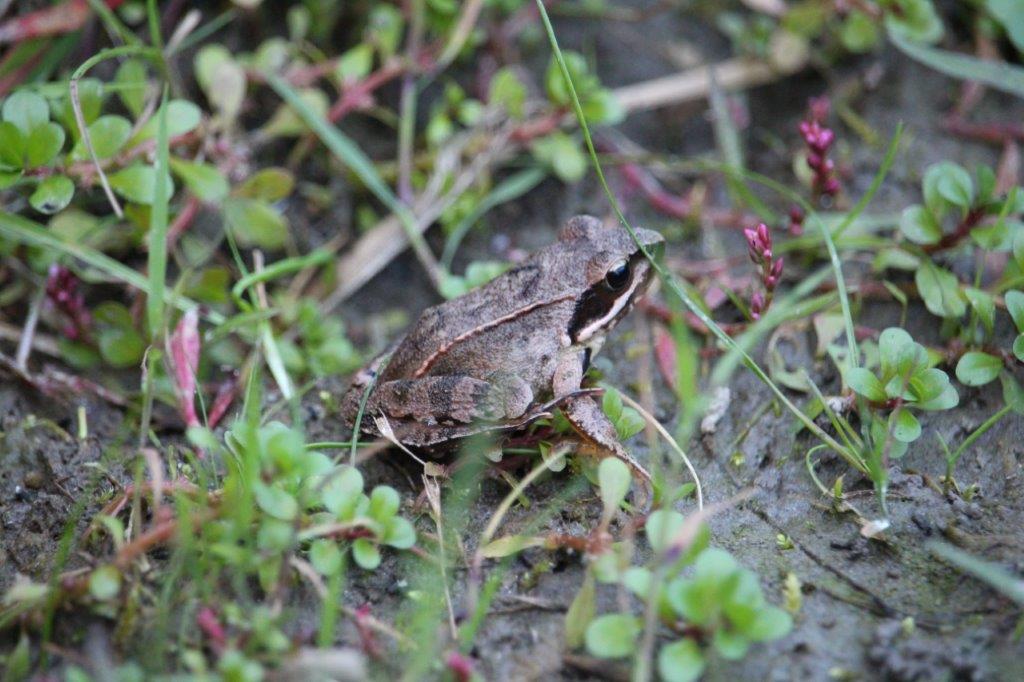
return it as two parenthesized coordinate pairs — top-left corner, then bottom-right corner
(565, 572), (596, 649)
(25, 122), (65, 167)
(2, 90), (48, 135)
(890, 409), (921, 443)
(88, 565), (121, 601)
(986, 0), (1024, 54)
(489, 67), (527, 118)
(480, 534), (545, 558)
(746, 605), (793, 641)
(97, 325), (145, 367)
(369, 485), (401, 521)
(0, 121), (25, 169)
(255, 483), (299, 521)
(598, 457), (631, 514)
(970, 220), (1012, 251)
(645, 509), (685, 553)
(915, 263), (965, 319)
(30, 175), (74, 214)
(1014, 334), (1024, 362)
(955, 351), (1002, 387)
(531, 132), (586, 183)
(195, 49), (246, 121)
(839, 10), (881, 52)
(934, 162), (974, 209)
(310, 539), (343, 575)
(384, 517), (415, 549)
(61, 78), (104, 132)
(71, 115), (132, 160)
(115, 59), (148, 117)
(890, 30), (1024, 100)
(131, 100), (201, 144)
(1005, 290), (1024, 331)
(169, 158), (229, 202)
(321, 466), (363, 516)
(878, 327), (914, 377)
(3, 631), (30, 682)
(658, 638), (706, 682)
(236, 167), (295, 201)
(352, 538), (381, 570)
(584, 614), (639, 659)
(884, 0), (943, 44)
(916, 384), (959, 411)
(1001, 372), (1024, 414)
(108, 164), (174, 205)
(712, 628), (751, 660)
(336, 44), (374, 82)
(261, 87), (330, 138)
(845, 367), (886, 401)
(224, 198), (288, 249)
(898, 205), (941, 244)
(965, 287), (995, 336)
(366, 4), (404, 59)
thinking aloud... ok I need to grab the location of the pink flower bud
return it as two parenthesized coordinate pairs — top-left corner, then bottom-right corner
(771, 257), (784, 279)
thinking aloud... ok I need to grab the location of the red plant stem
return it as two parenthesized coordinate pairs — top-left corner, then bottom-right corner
(922, 206), (985, 253)
(165, 195), (201, 251)
(510, 110), (564, 143)
(327, 57), (425, 123)
(0, 0), (125, 45)
(0, 44), (45, 97)
(943, 117), (1024, 145)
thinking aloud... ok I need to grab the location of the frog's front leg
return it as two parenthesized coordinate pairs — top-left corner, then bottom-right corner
(373, 373), (533, 424)
(552, 351), (653, 491)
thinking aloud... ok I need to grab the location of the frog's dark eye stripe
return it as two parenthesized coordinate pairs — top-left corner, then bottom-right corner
(569, 254), (644, 343)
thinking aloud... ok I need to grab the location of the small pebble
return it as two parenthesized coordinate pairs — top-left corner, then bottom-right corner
(23, 470), (44, 489)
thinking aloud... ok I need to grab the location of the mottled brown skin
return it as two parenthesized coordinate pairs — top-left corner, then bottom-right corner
(341, 215), (663, 478)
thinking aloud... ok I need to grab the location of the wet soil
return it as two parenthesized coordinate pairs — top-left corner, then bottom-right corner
(2, 4), (1024, 681)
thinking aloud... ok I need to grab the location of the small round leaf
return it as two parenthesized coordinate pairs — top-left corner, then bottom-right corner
(584, 614), (639, 659)
(30, 175), (74, 214)
(352, 538), (381, 570)
(658, 638), (705, 682)
(88, 565), (121, 601)
(955, 352), (1002, 387)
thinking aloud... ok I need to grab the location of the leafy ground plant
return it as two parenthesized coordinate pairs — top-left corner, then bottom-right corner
(1, 0), (1024, 679)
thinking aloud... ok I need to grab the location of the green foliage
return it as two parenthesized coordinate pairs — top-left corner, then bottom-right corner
(601, 387), (646, 440)
(544, 51), (623, 125)
(215, 419), (417, 585)
(581, 546), (791, 672)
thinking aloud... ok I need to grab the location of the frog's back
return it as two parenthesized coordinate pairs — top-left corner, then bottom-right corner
(380, 254), (577, 380)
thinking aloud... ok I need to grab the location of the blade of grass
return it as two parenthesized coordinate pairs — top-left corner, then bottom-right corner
(145, 0), (163, 50)
(534, 0), (850, 463)
(928, 541), (1024, 604)
(230, 247), (334, 306)
(0, 211), (222, 323)
(890, 31), (1024, 100)
(263, 72), (442, 290)
(440, 167), (547, 267)
(147, 87), (170, 339)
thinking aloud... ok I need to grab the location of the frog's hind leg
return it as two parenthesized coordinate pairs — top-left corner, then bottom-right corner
(372, 374), (533, 424)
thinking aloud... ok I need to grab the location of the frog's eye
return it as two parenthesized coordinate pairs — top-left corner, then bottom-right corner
(604, 260), (630, 291)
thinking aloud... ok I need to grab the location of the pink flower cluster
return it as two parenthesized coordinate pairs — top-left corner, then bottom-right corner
(799, 96), (840, 198)
(45, 264), (92, 341)
(744, 222), (783, 320)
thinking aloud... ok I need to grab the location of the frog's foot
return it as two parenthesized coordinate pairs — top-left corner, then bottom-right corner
(560, 394), (652, 510)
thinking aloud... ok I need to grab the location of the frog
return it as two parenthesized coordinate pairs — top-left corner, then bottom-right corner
(340, 214), (664, 486)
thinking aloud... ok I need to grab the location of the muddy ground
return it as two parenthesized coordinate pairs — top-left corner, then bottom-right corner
(2, 5), (1024, 681)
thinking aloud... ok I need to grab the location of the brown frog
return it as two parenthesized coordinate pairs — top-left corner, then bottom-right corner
(341, 215), (663, 482)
